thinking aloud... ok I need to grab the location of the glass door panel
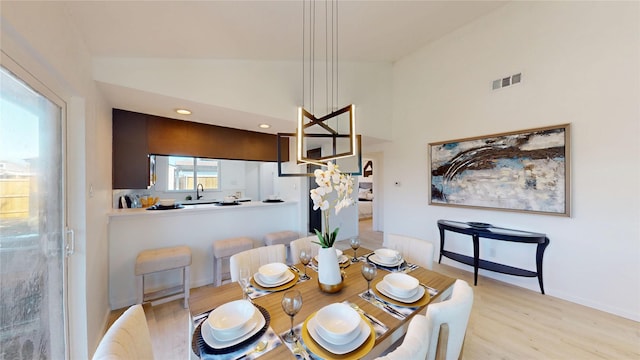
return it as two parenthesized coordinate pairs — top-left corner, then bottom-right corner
(0, 66), (65, 359)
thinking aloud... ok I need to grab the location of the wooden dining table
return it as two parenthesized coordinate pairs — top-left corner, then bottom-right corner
(189, 248), (456, 360)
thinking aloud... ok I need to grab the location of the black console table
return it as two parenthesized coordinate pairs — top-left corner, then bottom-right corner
(437, 219), (550, 294)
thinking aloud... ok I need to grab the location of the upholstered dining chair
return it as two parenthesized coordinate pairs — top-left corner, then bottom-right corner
(229, 244), (286, 282)
(92, 304), (154, 360)
(375, 313), (431, 360)
(289, 235), (322, 264)
(376, 279), (474, 360)
(383, 233), (435, 270)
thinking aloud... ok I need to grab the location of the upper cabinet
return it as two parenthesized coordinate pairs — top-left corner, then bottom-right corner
(112, 110), (150, 189)
(112, 109), (288, 189)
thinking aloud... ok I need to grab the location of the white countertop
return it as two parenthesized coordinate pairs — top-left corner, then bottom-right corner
(108, 200), (294, 217)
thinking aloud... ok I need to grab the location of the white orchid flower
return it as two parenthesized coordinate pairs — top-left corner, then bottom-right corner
(309, 161), (355, 247)
(316, 199), (329, 211)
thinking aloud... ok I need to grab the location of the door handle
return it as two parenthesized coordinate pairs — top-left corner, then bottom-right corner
(65, 228), (75, 256)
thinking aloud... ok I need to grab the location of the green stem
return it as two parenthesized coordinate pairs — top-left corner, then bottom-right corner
(323, 210), (330, 246)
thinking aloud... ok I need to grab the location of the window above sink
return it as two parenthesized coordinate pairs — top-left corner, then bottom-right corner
(164, 156), (220, 192)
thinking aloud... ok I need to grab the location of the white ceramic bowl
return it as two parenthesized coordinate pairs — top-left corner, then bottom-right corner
(384, 273), (419, 298)
(315, 303), (361, 345)
(207, 300), (255, 339)
(158, 198), (175, 206)
(223, 196), (236, 203)
(375, 248), (400, 263)
(257, 262), (289, 283)
(267, 194), (278, 200)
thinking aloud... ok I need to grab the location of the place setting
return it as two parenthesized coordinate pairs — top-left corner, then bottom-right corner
(372, 273), (430, 307)
(191, 299), (282, 359)
(249, 262), (299, 293)
(300, 302), (376, 360)
(359, 263), (414, 319)
(365, 248), (418, 273)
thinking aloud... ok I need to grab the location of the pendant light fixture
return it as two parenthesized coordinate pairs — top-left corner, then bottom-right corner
(296, 0), (357, 165)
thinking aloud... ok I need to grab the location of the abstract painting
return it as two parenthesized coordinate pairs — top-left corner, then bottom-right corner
(429, 124), (570, 216)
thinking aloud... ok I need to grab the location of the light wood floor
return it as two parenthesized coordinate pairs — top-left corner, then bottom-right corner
(108, 219), (640, 359)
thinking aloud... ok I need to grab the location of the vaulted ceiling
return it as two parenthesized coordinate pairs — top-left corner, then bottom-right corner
(60, 1), (506, 138)
(64, 1), (505, 62)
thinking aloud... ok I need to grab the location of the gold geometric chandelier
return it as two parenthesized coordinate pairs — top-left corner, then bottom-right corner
(296, 0), (357, 165)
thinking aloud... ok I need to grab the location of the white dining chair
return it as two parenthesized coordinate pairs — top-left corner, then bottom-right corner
(375, 314), (431, 360)
(289, 235), (322, 264)
(376, 279), (474, 360)
(93, 304), (154, 360)
(229, 244), (286, 282)
(424, 279), (474, 360)
(383, 233), (435, 270)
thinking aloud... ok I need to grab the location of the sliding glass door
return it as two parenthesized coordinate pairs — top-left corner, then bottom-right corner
(0, 64), (66, 359)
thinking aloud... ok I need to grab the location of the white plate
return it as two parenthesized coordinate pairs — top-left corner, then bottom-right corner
(376, 281), (425, 303)
(253, 270), (294, 287)
(307, 314), (370, 354)
(202, 310), (265, 349)
(211, 312), (258, 342)
(368, 254), (403, 267)
(314, 254), (349, 264)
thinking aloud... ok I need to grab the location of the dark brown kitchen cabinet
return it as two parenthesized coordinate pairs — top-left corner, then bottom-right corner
(112, 109), (288, 189)
(112, 109), (150, 189)
(146, 116), (284, 161)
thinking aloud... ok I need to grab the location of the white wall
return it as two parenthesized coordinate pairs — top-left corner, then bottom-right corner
(1, 2), (112, 358)
(93, 57), (393, 142)
(387, 1), (639, 320)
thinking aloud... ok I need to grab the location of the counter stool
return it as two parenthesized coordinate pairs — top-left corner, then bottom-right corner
(212, 237), (254, 286)
(263, 230), (298, 264)
(135, 245), (191, 308)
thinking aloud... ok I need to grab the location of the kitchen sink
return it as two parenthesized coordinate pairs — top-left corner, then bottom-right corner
(182, 201), (219, 205)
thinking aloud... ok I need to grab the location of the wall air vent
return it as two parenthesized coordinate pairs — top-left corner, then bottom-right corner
(492, 72), (522, 90)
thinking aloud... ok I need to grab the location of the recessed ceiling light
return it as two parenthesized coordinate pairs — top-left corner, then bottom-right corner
(259, 123), (271, 129)
(176, 108), (192, 115)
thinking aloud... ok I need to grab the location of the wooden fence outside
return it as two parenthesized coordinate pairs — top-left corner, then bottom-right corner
(0, 178), (30, 219)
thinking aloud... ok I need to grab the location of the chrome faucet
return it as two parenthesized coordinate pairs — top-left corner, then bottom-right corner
(196, 183), (204, 200)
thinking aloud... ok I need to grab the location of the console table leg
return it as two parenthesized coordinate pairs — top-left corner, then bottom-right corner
(473, 235), (480, 286)
(536, 238), (550, 295)
(438, 228), (445, 264)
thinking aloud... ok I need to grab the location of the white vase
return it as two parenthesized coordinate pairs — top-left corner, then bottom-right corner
(317, 247), (344, 293)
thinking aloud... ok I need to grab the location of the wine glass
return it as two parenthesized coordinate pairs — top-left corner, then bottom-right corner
(238, 267), (252, 300)
(361, 262), (377, 300)
(299, 249), (311, 280)
(350, 237), (361, 262)
(281, 290), (303, 343)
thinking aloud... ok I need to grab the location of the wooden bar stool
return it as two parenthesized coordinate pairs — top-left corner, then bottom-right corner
(212, 237), (254, 286)
(135, 245), (191, 308)
(263, 230), (299, 264)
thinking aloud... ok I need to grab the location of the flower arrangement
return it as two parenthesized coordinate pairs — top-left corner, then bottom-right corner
(310, 161), (355, 248)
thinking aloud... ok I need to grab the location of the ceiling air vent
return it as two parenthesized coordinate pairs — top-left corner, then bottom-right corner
(492, 72), (522, 90)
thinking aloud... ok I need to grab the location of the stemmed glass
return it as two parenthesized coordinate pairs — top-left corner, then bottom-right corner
(238, 267), (252, 300)
(350, 237), (361, 262)
(361, 262), (377, 300)
(299, 249), (311, 280)
(281, 290), (303, 343)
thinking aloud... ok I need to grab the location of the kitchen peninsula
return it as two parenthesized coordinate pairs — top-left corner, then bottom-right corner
(108, 200), (300, 309)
